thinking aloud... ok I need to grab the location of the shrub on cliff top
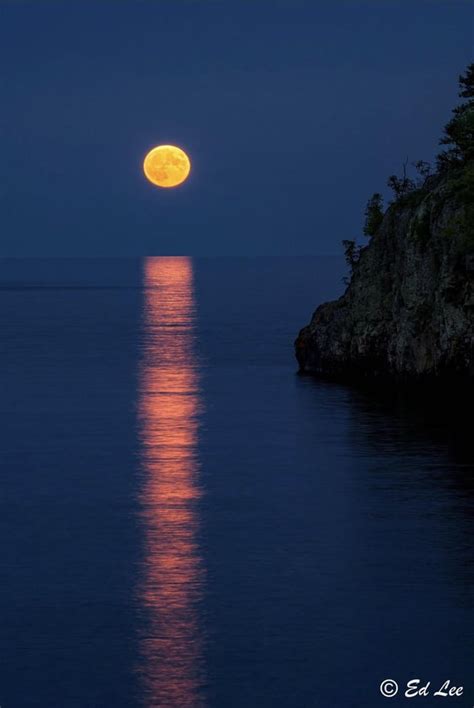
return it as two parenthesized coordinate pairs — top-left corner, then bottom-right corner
(363, 193), (384, 237)
(445, 163), (474, 249)
(438, 62), (474, 169)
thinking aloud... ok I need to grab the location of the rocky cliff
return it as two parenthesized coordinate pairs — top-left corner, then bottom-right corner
(295, 171), (474, 382)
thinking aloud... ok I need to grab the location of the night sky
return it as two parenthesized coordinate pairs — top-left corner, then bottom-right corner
(1, 1), (472, 257)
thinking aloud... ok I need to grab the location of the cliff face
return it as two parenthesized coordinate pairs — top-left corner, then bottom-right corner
(295, 174), (474, 381)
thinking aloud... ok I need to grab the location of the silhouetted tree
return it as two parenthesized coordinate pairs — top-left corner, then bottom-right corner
(412, 160), (432, 185)
(438, 62), (474, 169)
(387, 159), (416, 200)
(363, 193), (384, 237)
(342, 239), (362, 282)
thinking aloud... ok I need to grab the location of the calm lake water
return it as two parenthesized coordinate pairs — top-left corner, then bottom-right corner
(0, 257), (473, 708)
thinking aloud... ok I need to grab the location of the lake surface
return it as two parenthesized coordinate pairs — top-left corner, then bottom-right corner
(0, 257), (473, 707)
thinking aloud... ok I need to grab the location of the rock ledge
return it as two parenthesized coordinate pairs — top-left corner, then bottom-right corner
(295, 175), (474, 382)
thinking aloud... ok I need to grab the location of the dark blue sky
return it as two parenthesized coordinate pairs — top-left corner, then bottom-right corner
(1, 0), (472, 256)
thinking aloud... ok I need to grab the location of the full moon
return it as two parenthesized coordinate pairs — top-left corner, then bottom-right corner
(143, 145), (191, 188)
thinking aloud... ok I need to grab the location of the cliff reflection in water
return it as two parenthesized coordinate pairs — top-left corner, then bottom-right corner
(137, 257), (205, 707)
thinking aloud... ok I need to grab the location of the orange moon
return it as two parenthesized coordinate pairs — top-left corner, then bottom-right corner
(143, 145), (191, 188)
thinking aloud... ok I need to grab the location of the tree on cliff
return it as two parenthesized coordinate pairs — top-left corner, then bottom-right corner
(363, 193), (384, 237)
(413, 160), (431, 181)
(342, 240), (362, 283)
(438, 62), (474, 169)
(340, 62), (474, 280)
(387, 159), (416, 200)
